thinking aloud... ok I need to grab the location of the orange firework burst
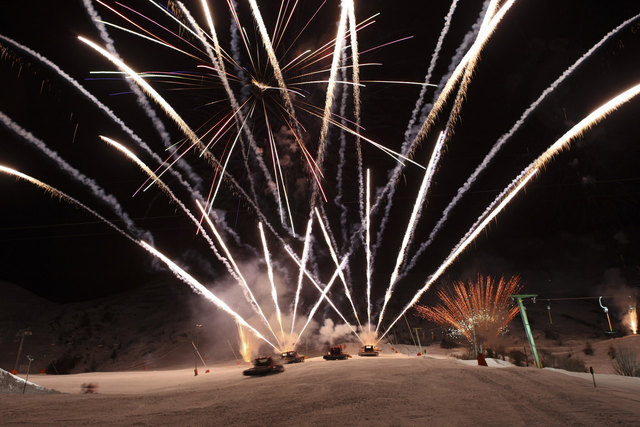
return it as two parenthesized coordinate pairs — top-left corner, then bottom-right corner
(414, 275), (522, 346)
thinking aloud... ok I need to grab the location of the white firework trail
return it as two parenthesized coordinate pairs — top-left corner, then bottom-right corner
(98, 135), (244, 284)
(284, 246), (362, 344)
(378, 170), (538, 343)
(81, 0), (203, 189)
(376, 130), (446, 331)
(77, 35), (287, 243)
(258, 222), (286, 342)
(0, 33), (255, 252)
(206, 112), (250, 212)
(408, 0), (516, 160)
(140, 241), (278, 350)
(196, 200), (282, 348)
(293, 254), (362, 346)
(313, 0), (350, 195)
(316, 201), (353, 287)
(244, 0), (302, 162)
(419, 0), (491, 122)
(199, 0), (226, 74)
(290, 217), (314, 335)
(262, 102), (295, 234)
(0, 164), (140, 247)
(314, 207), (361, 328)
(347, 1), (360, 121)
(182, 2), (289, 230)
(187, 1), (265, 202)
(99, 136), (173, 198)
(1, 158), (247, 338)
(399, 12), (640, 279)
(0, 111), (146, 240)
(0, 35), (196, 194)
(444, 0), (501, 131)
(247, 0), (298, 125)
(347, 1), (365, 233)
(478, 0), (501, 34)
(365, 169), (372, 334)
(379, 80), (640, 341)
(78, 37), (206, 158)
(532, 82), (640, 175)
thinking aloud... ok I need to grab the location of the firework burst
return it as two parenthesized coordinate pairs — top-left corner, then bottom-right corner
(414, 275), (522, 347)
(1, 1), (639, 358)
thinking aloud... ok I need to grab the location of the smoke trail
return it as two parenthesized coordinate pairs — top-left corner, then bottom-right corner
(0, 35), (194, 194)
(379, 80), (640, 342)
(140, 241), (278, 350)
(402, 0), (459, 153)
(417, 0), (491, 127)
(347, 1), (365, 234)
(81, 0), (202, 190)
(409, 0), (515, 160)
(370, 0), (470, 262)
(399, 12), (640, 279)
(335, 50), (350, 252)
(442, 0), (501, 132)
(228, 0), (250, 101)
(205, 113), (250, 213)
(376, 131), (446, 330)
(0, 111), (147, 240)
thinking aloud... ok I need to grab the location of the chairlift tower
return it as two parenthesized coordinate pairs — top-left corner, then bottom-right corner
(13, 330), (32, 373)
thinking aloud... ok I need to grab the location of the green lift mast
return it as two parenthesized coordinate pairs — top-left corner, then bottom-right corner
(510, 294), (542, 368)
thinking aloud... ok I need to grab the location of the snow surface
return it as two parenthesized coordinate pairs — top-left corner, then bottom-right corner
(0, 369), (56, 394)
(2, 351), (640, 426)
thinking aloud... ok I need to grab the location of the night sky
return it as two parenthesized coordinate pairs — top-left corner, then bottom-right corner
(0, 0), (639, 324)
